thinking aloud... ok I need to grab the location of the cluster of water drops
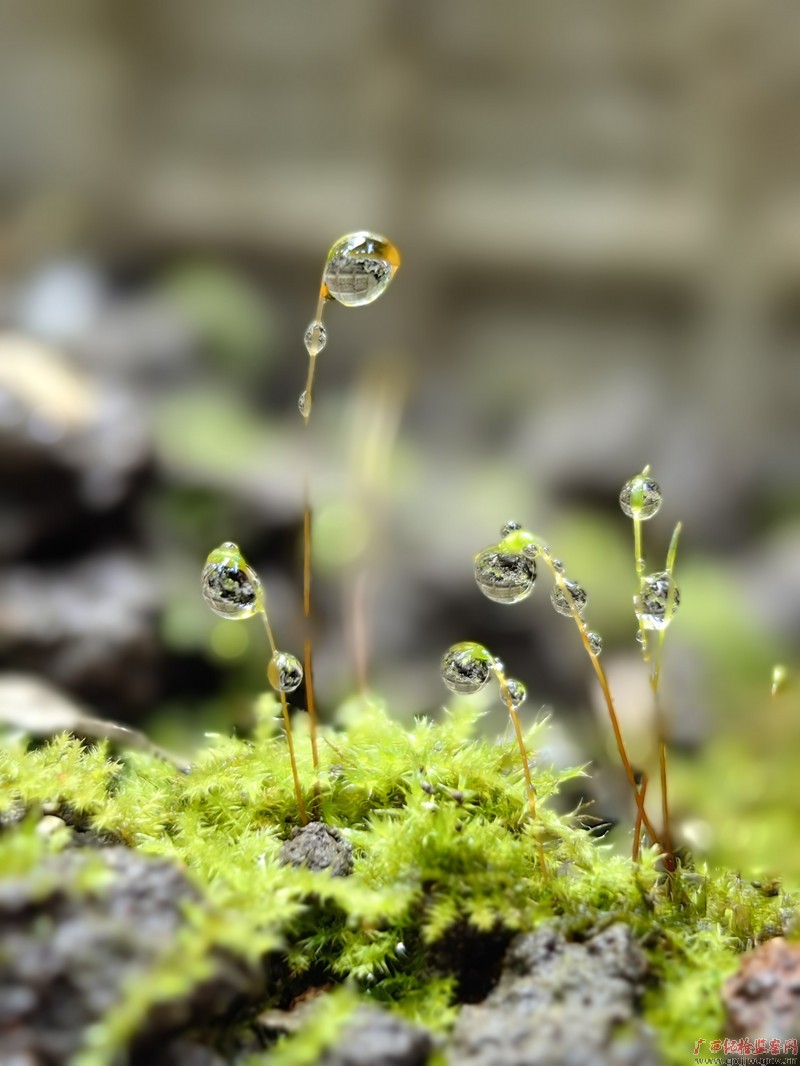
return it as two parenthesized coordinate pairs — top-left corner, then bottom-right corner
(440, 641), (527, 710)
(201, 542), (304, 695)
(473, 523), (604, 657)
(300, 231), (401, 421)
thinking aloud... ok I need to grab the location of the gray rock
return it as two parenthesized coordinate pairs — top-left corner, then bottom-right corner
(279, 822), (354, 877)
(318, 1006), (433, 1066)
(0, 846), (264, 1065)
(448, 922), (660, 1066)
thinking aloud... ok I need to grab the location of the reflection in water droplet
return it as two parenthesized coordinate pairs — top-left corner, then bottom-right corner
(504, 678), (527, 709)
(304, 320), (327, 357)
(636, 571), (680, 630)
(323, 231), (401, 308)
(620, 475), (662, 520)
(474, 547), (536, 604)
(550, 579), (588, 617)
(587, 630), (603, 656)
(441, 641), (493, 695)
(201, 543), (262, 620)
(268, 651), (304, 693)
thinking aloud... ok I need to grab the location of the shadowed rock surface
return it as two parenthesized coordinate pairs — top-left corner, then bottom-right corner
(448, 922), (659, 1066)
(0, 847), (264, 1065)
(279, 822), (354, 877)
(318, 1007), (433, 1066)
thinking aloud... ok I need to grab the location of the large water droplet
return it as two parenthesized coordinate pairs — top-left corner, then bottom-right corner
(586, 630), (603, 656)
(323, 232), (401, 308)
(504, 678), (527, 709)
(268, 651), (304, 693)
(441, 641), (494, 695)
(550, 579), (588, 617)
(474, 547), (536, 604)
(620, 475), (662, 520)
(500, 520), (523, 537)
(201, 543), (261, 620)
(304, 320), (327, 357)
(636, 571), (680, 630)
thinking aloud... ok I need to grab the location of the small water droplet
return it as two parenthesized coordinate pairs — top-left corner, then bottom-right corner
(201, 543), (261, 620)
(323, 231), (401, 308)
(441, 641), (494, 695)
(504, 678), (527, 709)
(298, 390), (309, 417)
(550, 579), (588, 617)
(303, 320), (327, 357)
(636, 628), (646, 646)
(474, 547), (536, 604)
(587, 630), (603, 656)
(620, 474), (662, 520)
(493, 657), (505, 673)
(635, 571), (680, 630)
(268, 650), (304, 693)
(551, 558), (565, 573)
(522, 540), (546, 560)
(500, 520), (523, 537)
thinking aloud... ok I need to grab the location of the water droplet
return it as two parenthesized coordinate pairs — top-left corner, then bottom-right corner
(441, 641), (494, 695)
(620, 475), (662, 520)
(303, 320), (327, 357)
(493, 657), (505, 673)
(474, 547), (536, 604)
(550, 579), (588, 617)
(551, 558), (565, 573)
(268, 651), (304, 693)
(636, 571), (681, 630)
(298, 390), (309, 417)
(201, 543), (261, 620)
(500, 520), (523, 537)
(323, 231), (401, 308)
(587, 630), (603, 656)
(504, 678), (527, 709)
(636, 628), (646, 646)
(522, 540), (546, 560)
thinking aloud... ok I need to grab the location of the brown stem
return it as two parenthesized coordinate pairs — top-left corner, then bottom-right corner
(632, 772), (648, 862)
(280, 690), (307, 825)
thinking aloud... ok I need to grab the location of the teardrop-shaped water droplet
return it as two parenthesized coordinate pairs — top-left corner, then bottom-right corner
(500, 520), (523, 537)
(268, 650), (304, 693)
(201, 543), (262, 620)
(587, 630), (603, 656)
(551, 558), (565, 573)
(550, 579), (588, 617)
(620, 474), (662, 520)
(441, 641), (493, 695)
(298, 390), (310, 417)
(323, 232), (401, 308)
(474, 547), (536, 604)
(304, 320), (327, 357)
(504, 678), (527, 709)
(635, 571), (680, 630)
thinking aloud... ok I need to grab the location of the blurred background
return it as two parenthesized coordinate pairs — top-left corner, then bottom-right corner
(0, 1), (798, 876)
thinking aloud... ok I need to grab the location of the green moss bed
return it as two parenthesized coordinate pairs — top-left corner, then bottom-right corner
(1, 699), (796, 1065)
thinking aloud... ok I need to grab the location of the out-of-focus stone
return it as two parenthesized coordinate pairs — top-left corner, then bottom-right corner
(724, 937), (800, 1041)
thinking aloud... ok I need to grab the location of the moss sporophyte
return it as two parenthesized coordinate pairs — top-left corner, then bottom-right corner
(1, 233), (796, 1066)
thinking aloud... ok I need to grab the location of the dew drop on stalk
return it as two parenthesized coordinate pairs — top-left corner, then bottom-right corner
(298, 390), (310, 418)
(322, 232), (401, 308)
(551, 558), (565, 573)
(303, 320), (327, 357)
(268, 651), (304, 694)
(474, 547), (536, 604)
(587, 630), (603, 656)
(201, 542), (262, 620)
(500, 520), (523, 537)
(441, 641), (494, 695)
(636, 571), (681, 630)
(504, 678), (527, 709)
(550, 579), (588, 617)
(620, 474), (662, 520)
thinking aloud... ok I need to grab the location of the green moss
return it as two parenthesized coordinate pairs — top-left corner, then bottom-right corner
(0, 698), (795, 1064)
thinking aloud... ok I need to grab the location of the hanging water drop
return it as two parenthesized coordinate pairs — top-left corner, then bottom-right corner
(268, 651), (304, 694)
(303, 320), (327, 357)
(587, 630), (603, 656)
(201, 543), (262, 620)
(550, 579), (588, 617)
(504, 678), (527, 710)
(441, 641), (494, 695)
(620, 474), (662, 520)
(636, 571), (681, 630)
(322, 231), (401, 308)
(474, 546), (536, 604)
